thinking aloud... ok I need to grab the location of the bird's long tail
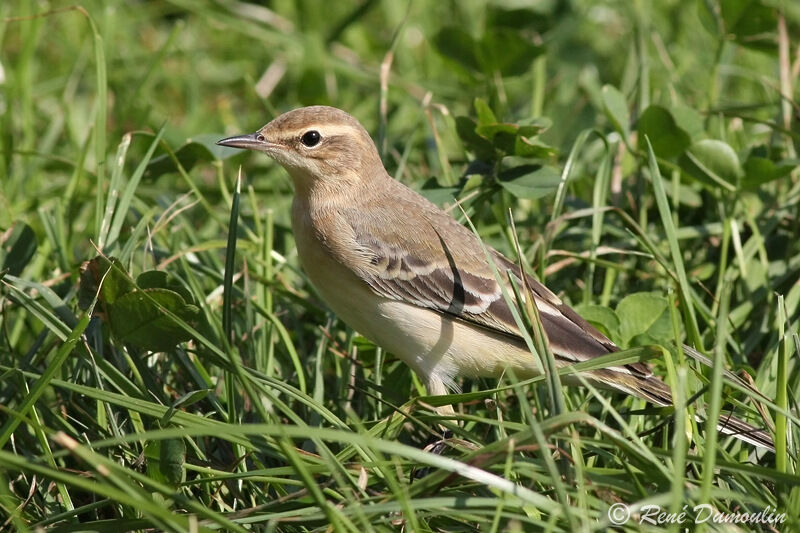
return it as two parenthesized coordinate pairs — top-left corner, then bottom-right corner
(597, 366), (774, 451)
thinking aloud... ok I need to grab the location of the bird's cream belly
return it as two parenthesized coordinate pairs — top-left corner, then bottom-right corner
(293, 227), (541, 390)
(361, 299), (543, 386)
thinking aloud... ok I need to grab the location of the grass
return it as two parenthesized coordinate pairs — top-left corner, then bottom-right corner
(1, 0), (799, 531)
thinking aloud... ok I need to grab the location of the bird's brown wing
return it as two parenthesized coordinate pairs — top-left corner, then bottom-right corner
(339, 191), (653, 380)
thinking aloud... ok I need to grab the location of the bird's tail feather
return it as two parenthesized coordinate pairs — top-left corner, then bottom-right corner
(592, 368), (774, 452)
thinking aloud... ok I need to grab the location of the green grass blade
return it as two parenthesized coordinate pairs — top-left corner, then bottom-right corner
(645, 136), (702, 348)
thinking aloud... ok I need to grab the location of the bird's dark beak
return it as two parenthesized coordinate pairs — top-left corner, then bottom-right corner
(216, 133), (267, 150)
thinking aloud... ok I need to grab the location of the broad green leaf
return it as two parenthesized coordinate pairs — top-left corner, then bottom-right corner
(574, 304), (621, 342)
(136, 270), (169, 290)
(109, 288), (200, 352)
(490, 131), (519, 156)
(461, 102), (553, 161)
(79, 256), (200, 351)
(475, 123), (518, 139)
(499, 164), (561, 199)
(638, 105), (691, 159)
(455, 116), (495, 160)
(691, 262), (717, 281)
(78, 256), (136, 310)
(474, 98), (497, 125)
(517, 117), (551, 137)
(671, 105), (705, 141)
(513, 136), (556, 158)
(741, 156), (795, 189)
(679, 139), (741, 191)
(616, 292), (670, 345)
(137, 270), (195, 304)
(474, 117), (555, 159)
(601, 85), (630, 138)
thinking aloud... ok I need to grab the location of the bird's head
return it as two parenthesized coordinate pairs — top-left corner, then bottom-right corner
(217, 106), (384, 193)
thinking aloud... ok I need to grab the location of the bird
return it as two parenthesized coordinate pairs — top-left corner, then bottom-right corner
(217, 105), (773, 451)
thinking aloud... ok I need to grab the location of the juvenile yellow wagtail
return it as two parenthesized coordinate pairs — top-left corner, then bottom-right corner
(218, 105), (772, 450)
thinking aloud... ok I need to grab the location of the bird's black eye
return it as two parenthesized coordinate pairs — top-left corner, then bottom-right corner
(300, 130), (321, 147)
(255, 133), (265, 142)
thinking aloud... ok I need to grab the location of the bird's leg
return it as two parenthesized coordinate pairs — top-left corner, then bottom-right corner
(411, 376), (478, 480)
(424, 375), (456, 447)
(425, 374), (456, 436)
(410, 379), (451, 480)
